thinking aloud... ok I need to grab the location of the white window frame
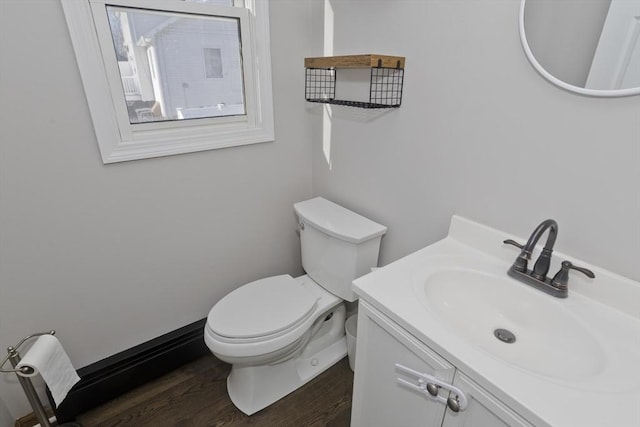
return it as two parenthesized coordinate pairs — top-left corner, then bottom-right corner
(61, 0), (274, 164)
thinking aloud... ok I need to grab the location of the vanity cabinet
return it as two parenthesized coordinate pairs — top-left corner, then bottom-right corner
(351, 301), (533, 427)
(442, 372), (531, 427)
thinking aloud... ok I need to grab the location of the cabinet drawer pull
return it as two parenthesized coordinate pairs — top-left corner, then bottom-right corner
(395, 363), (468, 411)
(416, 378), (439, 396)
(447, 395), (461, 412)
(426, 382), (439, 396)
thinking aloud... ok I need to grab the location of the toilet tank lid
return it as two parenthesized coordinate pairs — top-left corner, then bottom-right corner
(294, 197), (387, 244)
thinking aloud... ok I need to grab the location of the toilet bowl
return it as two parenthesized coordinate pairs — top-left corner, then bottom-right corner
(205, 274), (347, 414)
(205, 274), (344, 363)
(204, 197), (386, 415)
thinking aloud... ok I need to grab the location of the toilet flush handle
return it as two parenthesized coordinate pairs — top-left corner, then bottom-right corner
(299, 222), (305, 230)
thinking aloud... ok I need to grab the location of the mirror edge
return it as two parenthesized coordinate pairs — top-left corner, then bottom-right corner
(519, 0), (640, 98)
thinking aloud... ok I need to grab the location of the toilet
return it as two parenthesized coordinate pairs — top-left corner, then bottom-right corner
(204, 197), (386, 415)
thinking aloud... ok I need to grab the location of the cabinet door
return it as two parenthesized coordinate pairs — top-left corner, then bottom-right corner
(351, 302), (455, 427)
(442, 372), (533, 427)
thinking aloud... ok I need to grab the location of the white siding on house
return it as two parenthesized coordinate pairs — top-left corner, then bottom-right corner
(134, 11), (244, 119)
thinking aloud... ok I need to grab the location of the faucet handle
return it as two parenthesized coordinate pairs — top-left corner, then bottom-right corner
(503, 239), (524, 250)
(503, 239), (529, 272)
(551, 261), (596, 289)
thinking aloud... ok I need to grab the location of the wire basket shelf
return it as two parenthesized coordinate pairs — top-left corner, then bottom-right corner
(304, 55), (405, 109)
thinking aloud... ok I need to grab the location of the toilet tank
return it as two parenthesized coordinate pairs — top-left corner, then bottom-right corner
(294, 197), (387, 302)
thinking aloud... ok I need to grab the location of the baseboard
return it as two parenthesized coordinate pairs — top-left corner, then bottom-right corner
(51, 318), (209, 423)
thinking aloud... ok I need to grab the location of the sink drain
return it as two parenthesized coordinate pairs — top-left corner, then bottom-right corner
(494, 328), (516, 344)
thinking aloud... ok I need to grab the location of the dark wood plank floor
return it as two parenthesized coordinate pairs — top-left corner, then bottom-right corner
(76, 354), (354, 427)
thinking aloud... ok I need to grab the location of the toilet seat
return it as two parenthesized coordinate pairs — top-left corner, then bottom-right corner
(205, 274), (341, 361)
(207, 275), (318, 343)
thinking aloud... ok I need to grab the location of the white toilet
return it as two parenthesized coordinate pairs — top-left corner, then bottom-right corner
(204, 197), (386, 415)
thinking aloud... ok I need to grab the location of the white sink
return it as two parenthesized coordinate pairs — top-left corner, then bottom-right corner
(414, 268), (606, 380)
(353, 215), (640, 427)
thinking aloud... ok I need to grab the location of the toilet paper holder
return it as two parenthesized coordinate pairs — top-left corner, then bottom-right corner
(1, 330), (57, 427)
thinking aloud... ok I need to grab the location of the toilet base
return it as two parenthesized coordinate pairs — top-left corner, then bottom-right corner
(226, 306), (348, 415)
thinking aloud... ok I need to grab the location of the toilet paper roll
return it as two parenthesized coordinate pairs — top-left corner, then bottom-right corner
(16, 335), (80, 406)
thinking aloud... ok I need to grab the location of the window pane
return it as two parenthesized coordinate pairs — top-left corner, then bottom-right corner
(106, 6), (245, 124)
(204, 48), (223, 78)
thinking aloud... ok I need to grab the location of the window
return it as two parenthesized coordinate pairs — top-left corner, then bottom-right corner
(62, 0), (274, 163)
(204, 48), (224, 79)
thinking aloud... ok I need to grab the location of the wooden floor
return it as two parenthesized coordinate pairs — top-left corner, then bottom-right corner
(76, 354), (354, 427)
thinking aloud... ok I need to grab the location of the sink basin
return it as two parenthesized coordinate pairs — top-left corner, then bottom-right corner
(353, 216), (640, 426)
(415, 269), (606, 380)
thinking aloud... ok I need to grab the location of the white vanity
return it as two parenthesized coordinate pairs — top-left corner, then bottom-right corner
(350, 216), (640, 427)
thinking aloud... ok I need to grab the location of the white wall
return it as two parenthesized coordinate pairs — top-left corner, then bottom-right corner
(0, 0), (314, 419)
(0, 397), (13, 427)
(310, 0), (640, 282)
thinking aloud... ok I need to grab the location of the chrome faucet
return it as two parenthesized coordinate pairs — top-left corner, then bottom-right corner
(504, 219), (594, 298)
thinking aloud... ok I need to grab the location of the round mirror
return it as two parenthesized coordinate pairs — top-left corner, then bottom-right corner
(519, 0), (640, 97)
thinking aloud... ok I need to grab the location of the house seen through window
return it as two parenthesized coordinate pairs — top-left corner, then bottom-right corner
(106, 6), (244, 124)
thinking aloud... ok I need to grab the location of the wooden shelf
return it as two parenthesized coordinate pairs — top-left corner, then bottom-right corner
(304, 54), (405, 69)
(304, 54), (405, 109)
